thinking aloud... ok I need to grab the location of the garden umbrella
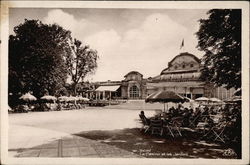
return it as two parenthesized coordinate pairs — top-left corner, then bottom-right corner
(41, 95), (57, 102)
(225, 96), (241, 103)
(77, 96), (90, 101)
(68, 96), (77, 102)
(195, 97), (210, 105)
(209, 97), (224, 105)
(210, 97), (222, 102)
(195, 97), (210, 101)
(82, 97), (90, 101)
(76, 96), (82, 101)
(19, 93), (37, 102)
(145, 90), (187, 112)
(232, 96), (241, 102)
(58, 96), (69, 102)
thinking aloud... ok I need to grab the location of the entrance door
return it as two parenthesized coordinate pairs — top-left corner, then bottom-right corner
(129, 85), (139, 99)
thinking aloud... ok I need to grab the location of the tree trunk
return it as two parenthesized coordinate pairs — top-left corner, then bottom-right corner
(72, 83), (77, 96)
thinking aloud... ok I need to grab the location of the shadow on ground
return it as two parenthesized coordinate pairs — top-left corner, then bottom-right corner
(74, 128), (239, 159)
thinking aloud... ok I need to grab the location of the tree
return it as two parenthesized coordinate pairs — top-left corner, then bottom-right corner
(65, 39), (98, 95)
(196, 9), (241, 89)
(9, 19), (71, 97)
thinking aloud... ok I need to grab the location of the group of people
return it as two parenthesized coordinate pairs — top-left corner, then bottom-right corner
(11, 101), (87, 112)
(140, 103), (241, 130)
(139, 102), (241, 144)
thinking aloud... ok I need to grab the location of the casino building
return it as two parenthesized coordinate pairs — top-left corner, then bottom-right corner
(146, 52), (235, 100)
(84, 52), (235, 100)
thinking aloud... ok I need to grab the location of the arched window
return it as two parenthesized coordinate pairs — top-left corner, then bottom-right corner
(129, 85), (139, 99)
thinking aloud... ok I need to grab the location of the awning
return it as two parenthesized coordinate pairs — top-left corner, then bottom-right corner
(95, 85), (120, 92)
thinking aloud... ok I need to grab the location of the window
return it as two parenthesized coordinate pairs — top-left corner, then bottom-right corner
(182, 64), (185, 68)
(190, 64), (194, 67)
(174, 65), (178, 69)
(129, 85), (139, 98)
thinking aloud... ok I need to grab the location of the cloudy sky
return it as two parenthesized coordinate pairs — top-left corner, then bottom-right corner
(9, 8), (209, 82)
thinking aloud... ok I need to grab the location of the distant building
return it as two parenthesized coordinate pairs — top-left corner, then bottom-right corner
(85, 71), (147, 100)
(120, 71), (147, 99)
(84, 52), (235, 100)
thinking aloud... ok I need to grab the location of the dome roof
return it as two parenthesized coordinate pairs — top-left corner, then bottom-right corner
(161, 52), (201, 75)
(124, 71), (143, 78)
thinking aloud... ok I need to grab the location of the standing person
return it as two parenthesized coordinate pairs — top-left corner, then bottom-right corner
(183, 108), (191, 127)
(56, 100), (62, 111)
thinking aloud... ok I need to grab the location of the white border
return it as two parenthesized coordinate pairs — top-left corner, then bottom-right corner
(1, 1), (249, 165)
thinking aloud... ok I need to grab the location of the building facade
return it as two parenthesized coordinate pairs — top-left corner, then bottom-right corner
(147, 52), (235, 100)
(86, 71), (147, 100)
(85, 52), (235, 100)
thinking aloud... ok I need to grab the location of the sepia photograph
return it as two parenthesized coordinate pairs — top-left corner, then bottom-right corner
(0, 1), (249, 165)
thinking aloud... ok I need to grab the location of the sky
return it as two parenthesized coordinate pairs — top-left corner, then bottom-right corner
(9, 8), (209, 82)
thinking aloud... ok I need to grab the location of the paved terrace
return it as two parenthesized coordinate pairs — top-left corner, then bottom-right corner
(8, 102), (237, 158)
(10, 134), (140, 158)
(9, 108), (155, 157)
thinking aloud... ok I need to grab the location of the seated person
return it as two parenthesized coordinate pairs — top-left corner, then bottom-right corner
(168, 106), (175, 113)
(172, 108), (179, 117)
(139, 111), (150, 125)
(203, 106), (209, 116)
(182, 108), (191, 127)
(20, 104), (29, 112)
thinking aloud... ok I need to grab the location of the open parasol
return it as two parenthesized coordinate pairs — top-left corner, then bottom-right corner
(209, 97), (222, 102)
(68, 96), (77, 102)
(210, 97), (224, 103)
(41, 95), (57, 101)
(77, 96), (90, 101)
(19, 93), (37, 102)
(58, 96), (69, 102)
(195, 97), (210, 102)
(145, 90), (187, 112)
(225, 96), (241, 103)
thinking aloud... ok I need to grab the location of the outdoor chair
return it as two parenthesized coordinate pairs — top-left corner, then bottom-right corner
(195, 122), (210, 135)
(162, 120), (175, 137)
(169, 117), (183, 137)
(149, 119), (164, 136)
(189, 113), (202, 128)
(212, 121), (231, 143)
(201, 121), (230, 143)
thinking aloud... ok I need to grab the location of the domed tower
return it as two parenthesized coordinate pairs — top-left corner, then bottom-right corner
(121, 71), (147, 99)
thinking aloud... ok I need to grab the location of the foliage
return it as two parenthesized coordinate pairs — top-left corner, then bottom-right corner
(65, 39), (98, 95)
(9, 19), (71, 97)
(196, 9), (241, 89)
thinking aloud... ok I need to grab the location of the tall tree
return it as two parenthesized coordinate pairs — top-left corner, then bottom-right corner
(9, 19), (71, 97)
(196, 9), (241, 89)
(66, 39), (98, 95)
